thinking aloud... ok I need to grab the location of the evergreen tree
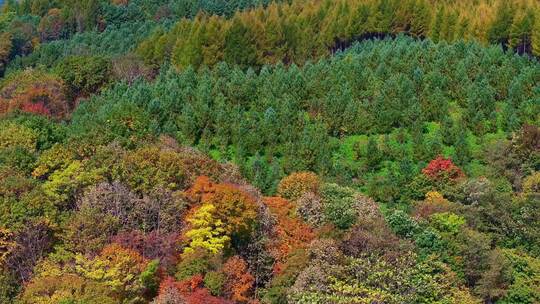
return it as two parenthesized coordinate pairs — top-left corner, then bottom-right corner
(532, 9), (540, 57)
(487, 2), (515, 46)
(412, 124), (426, 161)
(509, 10), (535, 54)
(202, 15), (226, 67)
(172, 20), (203, 69)
(366, 136), (381, 171)
(454, 130), (471, 166)
(431, 8), (444, 43)
(410, 0), (431, 38)
(224, 17), (258, 69)
(441, 116), (456, 146)
(442, 11), (458, 42)
(501, 105), (521, 132)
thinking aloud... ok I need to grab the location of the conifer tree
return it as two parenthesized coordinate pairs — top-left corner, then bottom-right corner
(441, 116), (456, 146)
(487, 2), (515, 46)
(509, 10), (535, 54)
(173, 19), (204, 69)
(224, 17), (257, 69)
(410, 0), (431, 38)
(202, 15), (226, 67)
(454, 130), (471, 166)
(533, 9), (540, 56)
(366, 136), (381, 171)
(431, 8), (444, 43)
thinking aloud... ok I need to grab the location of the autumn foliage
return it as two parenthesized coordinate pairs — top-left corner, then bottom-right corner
(1, 0), (540, 303)
(264, 197), (315, 274)
(222, 256), (255, 303)
(277, 172), (320, 201)
(422, 156), (465, 181)
(187, 177), (258, 236)
(155, 276), (232, 304)
(0, 69), (68, 119)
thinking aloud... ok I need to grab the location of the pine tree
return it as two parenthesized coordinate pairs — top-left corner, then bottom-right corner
(366, 136), (381, 171)
(509, 10), (535, 54)
(454, 130), (471, 166)
(259, 3), (286, 65)
(412, 124), (427, 161)
(443, 11), (458, 42)
(502, 105), (521, 132)
(441, 116), (456, 146)
(533, 9), (540, 56)
(202, 15), (226, 67)
(425, 132), (443, 161)
(431, 8), (444, 43)
(410, 0), (431, 38)
(0, 32), (12, 77)
(172, 19), (203, 69)
(487, 2), (514, 46)
(224, 17), (258, 69)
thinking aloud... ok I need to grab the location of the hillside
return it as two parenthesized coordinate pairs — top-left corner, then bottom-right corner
(0, 1), (539, 304)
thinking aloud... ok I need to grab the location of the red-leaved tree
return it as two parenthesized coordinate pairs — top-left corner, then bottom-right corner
(422, 156), (465, 181)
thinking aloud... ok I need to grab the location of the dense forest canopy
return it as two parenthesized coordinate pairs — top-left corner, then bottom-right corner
(0, 0), (539, 303)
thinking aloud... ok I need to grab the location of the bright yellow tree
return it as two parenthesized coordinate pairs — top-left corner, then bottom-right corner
(184, 203), (230, 254)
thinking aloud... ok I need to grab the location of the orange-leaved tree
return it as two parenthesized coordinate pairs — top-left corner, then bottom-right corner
(222, 256), (255, 303)
(263, 197), (315, 274)
(183, 176), (258, 254)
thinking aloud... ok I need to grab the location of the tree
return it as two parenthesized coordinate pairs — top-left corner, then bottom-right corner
(198, 181), (259, 241)
(277, 172), (319, 201)
(509, 10), (535, 54)
(264, 196), (314, 274)
(113, 230), (181, 270)
(222, 256), (255, 303)
(321, 183), (358, 229)
(0, 32), (12, 76)
(112, 53), (155, 85)
(201, 16), (226, 66)
(366, 136), (382, 171)
(422, 156), (464, 181)
(184, 204), (230, 255)
(431, 8), (444, 43)
(18, 273), (116, 304)
(38, 8), (65, 41)
(0, 121), (37, 151)
(296, 192), (325, 227)
(116, 146), (187, 193)
(41, 160), (103, 205)
(532, 9), (540, 56)
(0, 69), (69, 119)
(289, 251), (479, 303)
(410, 0), (431, 38)
(54, 55), (112, 100)
(75, 244), (159, 303)
(224, 17), (257, 69)
(173, 18), (203, 69)
(454, 130), (471, 166)
(487, 2), (515, 46)
(3, 220), (53, 283)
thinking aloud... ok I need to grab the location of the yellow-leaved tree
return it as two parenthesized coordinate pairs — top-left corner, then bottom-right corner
(184, 203), (230, 254)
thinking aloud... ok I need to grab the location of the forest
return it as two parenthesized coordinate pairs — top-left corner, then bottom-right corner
(0, 0), (539, 303)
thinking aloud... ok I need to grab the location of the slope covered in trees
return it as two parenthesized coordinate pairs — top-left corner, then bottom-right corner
(0, 0), (286, 76)
(69, 37), (540, 195)
(0, 0), (539, 303)
(137, 0), (540, 69)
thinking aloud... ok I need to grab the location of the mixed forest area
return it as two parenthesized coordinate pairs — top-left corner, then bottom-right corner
(0, 0), (539, 303)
